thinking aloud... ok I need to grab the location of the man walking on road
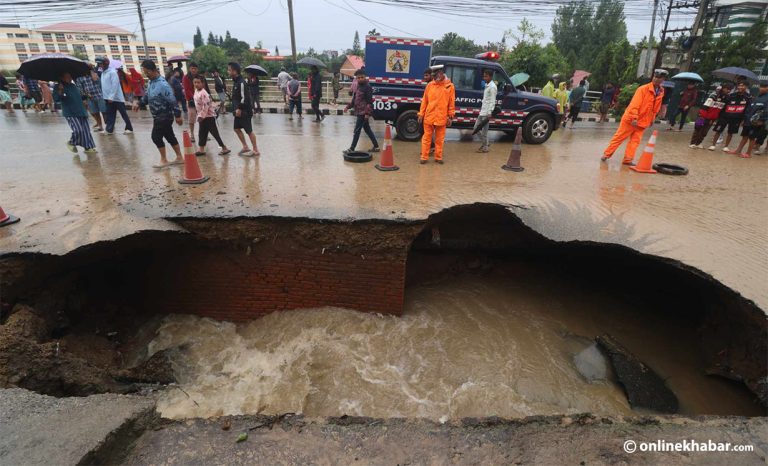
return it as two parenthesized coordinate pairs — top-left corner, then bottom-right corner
(343, 69), (379, 154)
(473, 69), (497, 153)
(228, 62), (260, 156)
(213, 69), (227, 115)
(132, 60), (184, 169)
(567, 79), (587, 129)
(100, 58), (134, 135)
(277, 67), (291, 107)
(75, 64), (105, 132)
(418, 64), (455, 164)
(309, 65), (324, 122)
(601, 69), (667, 165)
(667, 82), (698, 131)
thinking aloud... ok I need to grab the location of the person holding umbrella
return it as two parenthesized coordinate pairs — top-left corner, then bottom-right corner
(131, 60), (185, 168)
(667, 82), (698, 131)
(227, 61), (260, 156)
(246, 70), (262, 114)
(309, 65), (324, 122)
(53, 72), (97, 154)
(100, 57), (134, 135)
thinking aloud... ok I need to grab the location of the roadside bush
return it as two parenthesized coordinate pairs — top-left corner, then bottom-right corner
(612, 83), (639, 117)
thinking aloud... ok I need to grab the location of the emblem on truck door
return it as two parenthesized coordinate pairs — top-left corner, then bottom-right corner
(386, 50), (411, 74)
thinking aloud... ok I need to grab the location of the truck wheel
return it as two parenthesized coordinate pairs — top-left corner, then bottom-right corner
(395, 110), (423, 141)
(523, 112), (553, 144)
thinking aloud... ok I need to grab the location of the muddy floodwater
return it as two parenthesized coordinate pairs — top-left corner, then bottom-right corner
(148, 268), (762, 420)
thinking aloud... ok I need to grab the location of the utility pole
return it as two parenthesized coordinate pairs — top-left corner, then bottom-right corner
(683, 0), (710, 71)
(655, 0), (674, 70)
(645, 0), (660, 77)
(287, 0), (297, 63)
(135, 0), (149, 59)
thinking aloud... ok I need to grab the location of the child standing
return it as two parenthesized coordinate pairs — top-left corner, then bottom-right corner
(287, 72), (302, 120)
(54, 72), (96, 154)
(193, 76), (230, 156)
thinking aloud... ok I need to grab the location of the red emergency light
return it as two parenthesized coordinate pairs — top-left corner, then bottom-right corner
(475, 51), (500, 61)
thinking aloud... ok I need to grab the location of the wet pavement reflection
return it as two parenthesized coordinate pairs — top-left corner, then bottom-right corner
(1, 112), (766, 310)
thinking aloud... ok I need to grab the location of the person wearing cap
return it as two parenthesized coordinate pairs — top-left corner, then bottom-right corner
(689, 82), (731, 149)
(601, 69), (668, 165)
(418, 65), (455, 164)
(727, 80), (767, 158)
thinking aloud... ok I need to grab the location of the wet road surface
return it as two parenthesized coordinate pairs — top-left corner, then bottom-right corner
(1, 111), (766, 311)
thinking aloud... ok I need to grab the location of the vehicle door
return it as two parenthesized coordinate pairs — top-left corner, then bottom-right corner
(491, 70), (525, 129)
(444, 64), (479, 129)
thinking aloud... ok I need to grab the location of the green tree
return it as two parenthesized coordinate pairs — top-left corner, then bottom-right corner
(275, 45), (279, 56)
(501, 21), (569, 86)
(190, 45), (228, 73)
(432, 32), (483, 57)
(207, 31), (216, 46)
(507, 18), (544, 46)
(352, 31), (362, 55)
(193, 27), (203, 49)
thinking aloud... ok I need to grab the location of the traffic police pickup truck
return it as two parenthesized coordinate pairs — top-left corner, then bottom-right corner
(365, 35), (560, 144)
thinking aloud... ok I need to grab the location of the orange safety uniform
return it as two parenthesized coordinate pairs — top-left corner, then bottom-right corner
(603, 82), (664, 163)
(419, 77), (455, 161)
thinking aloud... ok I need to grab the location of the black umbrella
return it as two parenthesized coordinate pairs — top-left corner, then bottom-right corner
(245, 64), (269, 76)
(17, 53), (90, 82)
(297, 57), (327, 68)
(712, 67), (759, 85)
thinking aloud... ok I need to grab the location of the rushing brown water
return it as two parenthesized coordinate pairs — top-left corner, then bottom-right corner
(148, 268), (763, 420)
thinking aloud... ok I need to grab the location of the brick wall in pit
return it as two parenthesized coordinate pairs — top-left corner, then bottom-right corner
(146, 247), (407, 322)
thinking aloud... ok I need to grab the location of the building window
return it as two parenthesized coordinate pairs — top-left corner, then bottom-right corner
(6, 33), (14, 38)
(110, 45), (119, 53)
(160, 47), (166, 55)
(15, 43), (26, 52)
(29, 44), (40, 53)
(18, 53), (28, 62)
(73, 44), (86, 55)
(125, 55), (134, 63)
(136, 45), (145, 53)
(716, 6), (732, 27)
(107, 35), (116, 42)
(56, 33), (65, 42)
(15, 33), (29, 38)
(149, 55), (158, 62)
(45, 43), (56, 52)
(93, 44), (106, 54)
(147, 46), (156, 53)
(58, 43), (68, 52)
(120, 35), (129, 42)
(42, 33), (52, 42)
(122, 45), (131, 53)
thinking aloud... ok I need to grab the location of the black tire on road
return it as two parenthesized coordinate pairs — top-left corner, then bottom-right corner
(653, 163), (689, 176)
(395, 109), (423, 142)
(522, 112), (554, 144)
(343, 151), (373, 163)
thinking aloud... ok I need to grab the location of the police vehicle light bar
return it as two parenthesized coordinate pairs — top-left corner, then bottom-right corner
(475, 51), (500, 61)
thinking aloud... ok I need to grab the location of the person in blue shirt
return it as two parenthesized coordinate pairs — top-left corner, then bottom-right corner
(131, 60), (184, 168)
(100, 58), (134, 135)
(53, 72), (96, 154)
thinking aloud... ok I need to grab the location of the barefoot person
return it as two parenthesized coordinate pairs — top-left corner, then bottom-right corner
(132, 60), (184, 168)
(601, 69), (667, 165)
(53, 72), (97, 154)
(192, 76), (230, 156)
(228, 62), (260, 156)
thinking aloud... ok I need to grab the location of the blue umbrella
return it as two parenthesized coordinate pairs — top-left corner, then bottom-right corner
(712, 67), (759, 84)
(510, 72), (529, 87)
(671, 72), (703, 83)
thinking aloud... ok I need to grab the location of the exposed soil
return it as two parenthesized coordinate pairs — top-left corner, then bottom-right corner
(0, 205), (765, 409)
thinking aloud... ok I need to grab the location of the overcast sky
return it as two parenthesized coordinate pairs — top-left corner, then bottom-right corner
(14, 0), (699, 54)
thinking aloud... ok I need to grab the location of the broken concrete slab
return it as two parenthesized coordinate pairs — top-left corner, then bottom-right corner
(597, 334), (679, 413)
(0, 388), (156, 466)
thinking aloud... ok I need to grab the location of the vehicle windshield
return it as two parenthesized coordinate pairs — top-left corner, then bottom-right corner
(492, 70), (513, 92)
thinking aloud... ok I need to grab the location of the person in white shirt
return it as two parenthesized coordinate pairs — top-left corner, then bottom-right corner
(277, 68), (291, 106)
(473, 69), (497, 152)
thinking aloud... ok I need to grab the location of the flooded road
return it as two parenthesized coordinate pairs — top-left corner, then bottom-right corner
(1, 114), (766, 311)
(148, 269), (762, 420)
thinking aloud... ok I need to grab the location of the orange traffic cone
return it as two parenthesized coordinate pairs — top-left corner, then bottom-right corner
(179, 130), (210, 184)
(0, 205), (19, 227)
(630, 130), (658, 174)
(375, 125), (400, 171)
(501, 129), (524, 172)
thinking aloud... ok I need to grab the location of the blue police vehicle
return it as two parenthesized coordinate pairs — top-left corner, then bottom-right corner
(366, 36), (560, 144)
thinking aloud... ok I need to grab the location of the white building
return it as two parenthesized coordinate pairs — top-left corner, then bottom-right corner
(0, 22), (185, 72)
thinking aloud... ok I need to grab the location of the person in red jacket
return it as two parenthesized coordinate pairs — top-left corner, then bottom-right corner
(689, 83), (731, 149)
(667, 82), (698, 131)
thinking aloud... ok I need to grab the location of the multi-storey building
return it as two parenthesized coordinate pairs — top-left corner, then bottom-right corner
(710, 0), (768, 74)
(0, 22), (185, 72)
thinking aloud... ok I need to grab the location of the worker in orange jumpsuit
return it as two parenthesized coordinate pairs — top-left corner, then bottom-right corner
(418, 65), (455, 164)
(602, 69), (668, 165)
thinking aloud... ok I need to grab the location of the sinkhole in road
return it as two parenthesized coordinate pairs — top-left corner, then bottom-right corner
(0, 204), (765, 419)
